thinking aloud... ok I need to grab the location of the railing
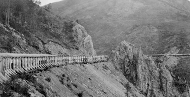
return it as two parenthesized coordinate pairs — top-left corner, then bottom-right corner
(151, 54), (190, 57)
(0, 53), (108, 82)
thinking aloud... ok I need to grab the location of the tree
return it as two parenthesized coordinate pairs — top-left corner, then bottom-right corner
(44, 4), (52, 12)
(0, 0), (10, 24)
(6, 0), (10, 26)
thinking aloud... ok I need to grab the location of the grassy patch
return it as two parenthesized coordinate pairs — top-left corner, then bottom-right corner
(0, 72), (47, 97)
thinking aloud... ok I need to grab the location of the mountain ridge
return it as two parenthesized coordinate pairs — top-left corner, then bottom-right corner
(51, 0), (190, 55)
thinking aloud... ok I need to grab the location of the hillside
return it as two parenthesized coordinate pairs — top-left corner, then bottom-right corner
(51, 0), (190, 55)
(1, 41), (189, 97)
(0, 0), (96, 56)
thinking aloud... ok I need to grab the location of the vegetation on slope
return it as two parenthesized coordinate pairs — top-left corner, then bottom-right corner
(51, 0), (190, 55)
(0, 72), (46, 97)
(0, 0), (83, 54)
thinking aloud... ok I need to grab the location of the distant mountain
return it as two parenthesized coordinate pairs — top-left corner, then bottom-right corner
(51, 0), (190, 55)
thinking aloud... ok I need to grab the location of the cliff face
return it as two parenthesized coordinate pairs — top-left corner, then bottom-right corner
(112, 41), (189, 97)
(72, 22), (96, 56)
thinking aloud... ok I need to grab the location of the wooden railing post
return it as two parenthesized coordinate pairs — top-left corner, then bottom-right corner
(59, 56), (61, 66)
(57, 56), (59, 66)
(29, 57), (32, 70)
(7, 57), (10, 76)
(34, 57), (37, 69)
(42, 57), (45, 68)
(53, 56), (57, 66)
(25, 57), (27, 71)
(32, 57), (34, 69)
(0, 57), (8, 82)
(15, 57), (18, 72)
(55, 56), (57, 66)
(36, 57), (39, 69)
(47, 56), (49, 67)
(61, 56), (64, 65)
(49, 56), (52, 67)
(40, 57), (43, 69)
(20, 57), (24, 72)
(6, 57), (11, 77)
(42, 57), (45, 69)
(38, 57), (40, 69)
(12, 57), (16, 75)
(38, 57), (41, 69)
(51, 57), (53, 66)
(44, 57), (47, 68)
(31, 57), (34, 70)
(8, 57), (12, 75)
(30, 57), (33, 70)
(3, 57), (7, 76)
(26, 57), (29, 71)
(41, 57), (44, 69)
(24, 57), (27, 71)
(12, 57), (16, 73)
(17, 57), (20, 72)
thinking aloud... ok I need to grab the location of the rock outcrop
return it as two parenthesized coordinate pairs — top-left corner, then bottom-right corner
(44, 41), (69, 55)
(112, 40), (190, 97)
(72, 22), (96, 56)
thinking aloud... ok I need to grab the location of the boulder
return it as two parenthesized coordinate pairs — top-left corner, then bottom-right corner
(44, 41), (69, 55)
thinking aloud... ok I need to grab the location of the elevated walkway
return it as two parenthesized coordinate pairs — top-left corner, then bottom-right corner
(0, 53), (108, 82)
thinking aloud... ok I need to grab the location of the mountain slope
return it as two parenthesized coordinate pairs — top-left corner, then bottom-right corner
(2, 41), (188, 97)
(51, 0), (190, 54)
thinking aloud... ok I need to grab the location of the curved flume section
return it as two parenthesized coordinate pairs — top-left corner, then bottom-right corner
(0, 53), (108, 82)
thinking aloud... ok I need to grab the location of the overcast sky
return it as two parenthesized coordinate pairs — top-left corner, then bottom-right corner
(39, 0), (190, 6)
(40, 0), (63, 6)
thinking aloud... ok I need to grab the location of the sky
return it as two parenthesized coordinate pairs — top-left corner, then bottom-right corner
(39, 0), (190, 6)
(39, 0), (63, 6)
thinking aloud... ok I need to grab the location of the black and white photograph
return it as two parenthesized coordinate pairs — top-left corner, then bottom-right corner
(0, 0), (190, 97)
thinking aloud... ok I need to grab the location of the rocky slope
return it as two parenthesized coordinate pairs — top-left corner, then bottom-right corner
(112, 41), (190, 97)
(0, 21), (95, 56)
